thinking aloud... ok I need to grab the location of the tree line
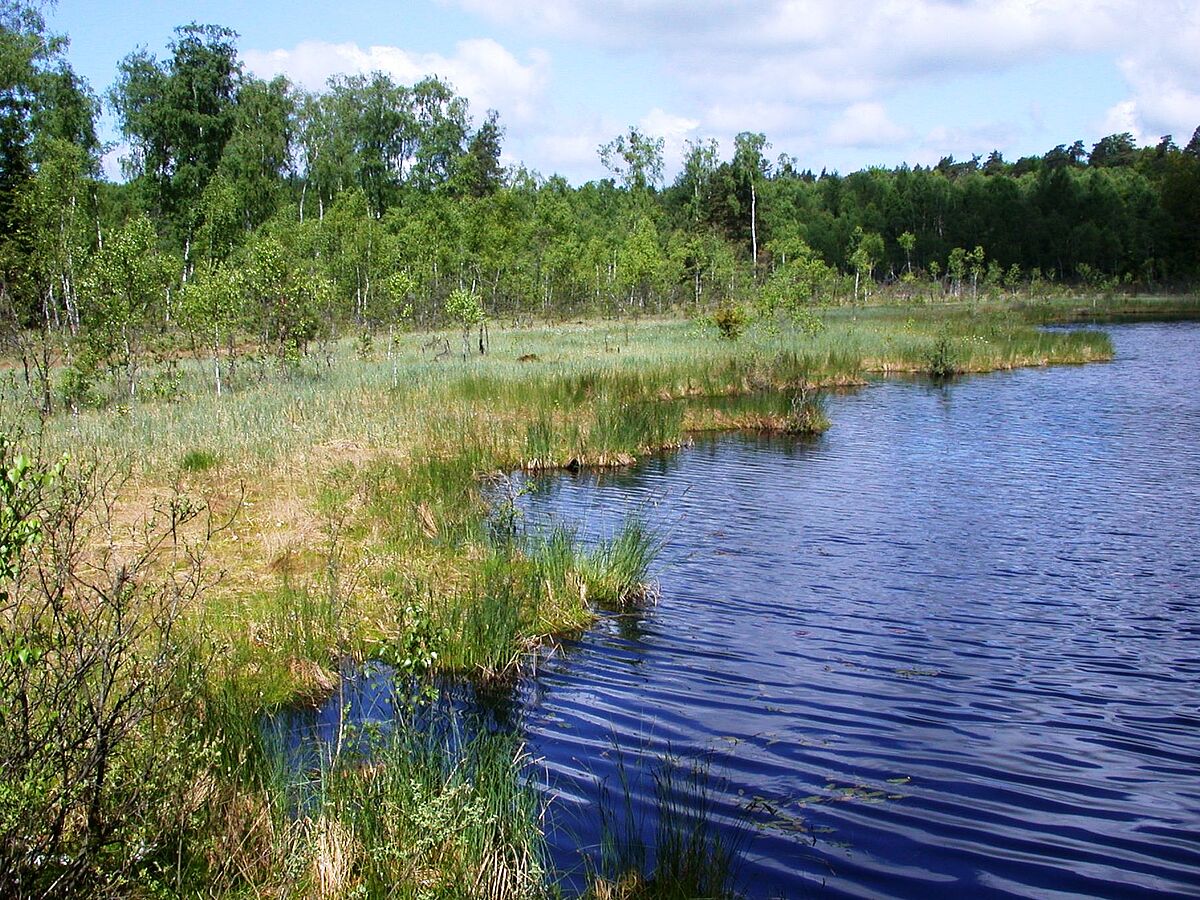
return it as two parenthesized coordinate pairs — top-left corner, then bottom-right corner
(1, 7), (1198, 411)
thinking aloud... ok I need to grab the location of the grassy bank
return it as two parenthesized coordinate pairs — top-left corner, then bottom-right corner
(4, 294), (1172, 895)
(8, 301), (1123, 691)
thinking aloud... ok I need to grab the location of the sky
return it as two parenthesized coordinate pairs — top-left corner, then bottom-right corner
(46, 0), (1200, 185)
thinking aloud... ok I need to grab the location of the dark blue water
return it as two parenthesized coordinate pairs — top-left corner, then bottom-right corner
(284, 322), (1200, 897)
(514, 322), (1200, 898)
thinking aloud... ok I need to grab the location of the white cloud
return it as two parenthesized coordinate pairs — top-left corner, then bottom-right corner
(912, 121), (1025, 167)
(100, 141), (128, 182)
(243, 38), (549, 123)
(1100, 100), (1146, 145)
(639, 108), (698, 144)
(448, 0), (1200, 151)
(1105, 4), (1200, 142)
(827, 103), (909, 148)
(534, 128), (609, 177)
(638, 107), (699, 175)
(244, 1), (1200, 181)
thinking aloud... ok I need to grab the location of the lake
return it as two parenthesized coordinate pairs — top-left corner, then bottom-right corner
(516, 321), (1200, 898)
(287, 322), (1200, 898)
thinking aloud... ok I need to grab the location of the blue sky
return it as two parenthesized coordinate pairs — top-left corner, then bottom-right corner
(48, 0), (1200, 184)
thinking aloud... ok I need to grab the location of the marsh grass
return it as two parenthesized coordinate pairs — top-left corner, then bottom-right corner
(435, 516), (662, 677)
(181, 447), (220, 472)
(0, 299), (1134, 894)
(294, 720), (548, 899)
(587, 752), (747, 900)
(186, 686), (549, 899)
(574, 517), (661, 607)
(783, 388), (830, 435)
(8, 304), (1116, 705)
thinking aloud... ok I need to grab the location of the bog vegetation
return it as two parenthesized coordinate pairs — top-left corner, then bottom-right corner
(0, 3), (1195, 897)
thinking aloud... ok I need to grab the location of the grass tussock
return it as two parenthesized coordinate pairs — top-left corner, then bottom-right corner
(294, 725), (548, 900)
(586, 753), (747, 900)
(177, 693), (549, 899)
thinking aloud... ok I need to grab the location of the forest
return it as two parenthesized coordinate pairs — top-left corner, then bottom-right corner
(1, 9), (1198, 414)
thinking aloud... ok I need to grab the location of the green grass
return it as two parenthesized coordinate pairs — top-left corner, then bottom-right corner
(179, 686), (549, 898)
(9, 301), (1124, 478)
(587, 752), (747, 900)
(181, 447), (221, 472)
(294, 719), (548, 899)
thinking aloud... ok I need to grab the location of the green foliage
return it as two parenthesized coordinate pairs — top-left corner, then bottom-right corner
(600, 127), (665, 193)
(374, 598), (447, 680)
(180, 448), (219, 472)
(617, 216), (669, 307)
(761, 235), (833, 322)
(947, 247), (967, 294)
(180, 262), (243, 341)
(445, 286), (487, 358)
(712, 302), (749, 340)
(0, 436), (56, 593)
(0, 444), (211, 895)
(78, 214), (176, 401)
(927, 333), (958, 380)
(111, 23), (242, 245)
(444, 286), (485, 329)
(0, 2), (98, 247)
(4, 9), (1199, 409)
(242, 232), (328, 357)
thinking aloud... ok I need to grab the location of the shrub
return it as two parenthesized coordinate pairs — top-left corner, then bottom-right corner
(783, 384), (830, 435)
(927, 334), (958, 380)
(712, 303), (749, 340)
(0, 438), (215, 896)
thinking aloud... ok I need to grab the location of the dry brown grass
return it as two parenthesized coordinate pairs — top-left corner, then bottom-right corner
(307, 816), (363, 899)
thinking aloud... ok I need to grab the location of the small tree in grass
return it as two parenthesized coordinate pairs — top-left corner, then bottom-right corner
(444, 286), (486, 359)
(848, 226), (884, 303)
(79, 215), (176, 403)
(711, 302), (748, 340)
(898, 230), (916, 275)
(179, 262), (243, 396)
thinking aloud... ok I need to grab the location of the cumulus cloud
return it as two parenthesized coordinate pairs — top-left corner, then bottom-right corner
(638, 107), (699, 174)
(243, 38), (549, 123)
(244, 1), (1200, 180)
(827, 103), (909, 148)
(1101, 99), (1147, 145)
(1106, 4), (1200, 142)
(448, 0), (1200, 154)
(533, 125), (611, 177)
(913, 121), (1025, 167)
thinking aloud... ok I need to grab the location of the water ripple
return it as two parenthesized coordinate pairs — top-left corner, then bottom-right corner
(520, 323), (1200, 898)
